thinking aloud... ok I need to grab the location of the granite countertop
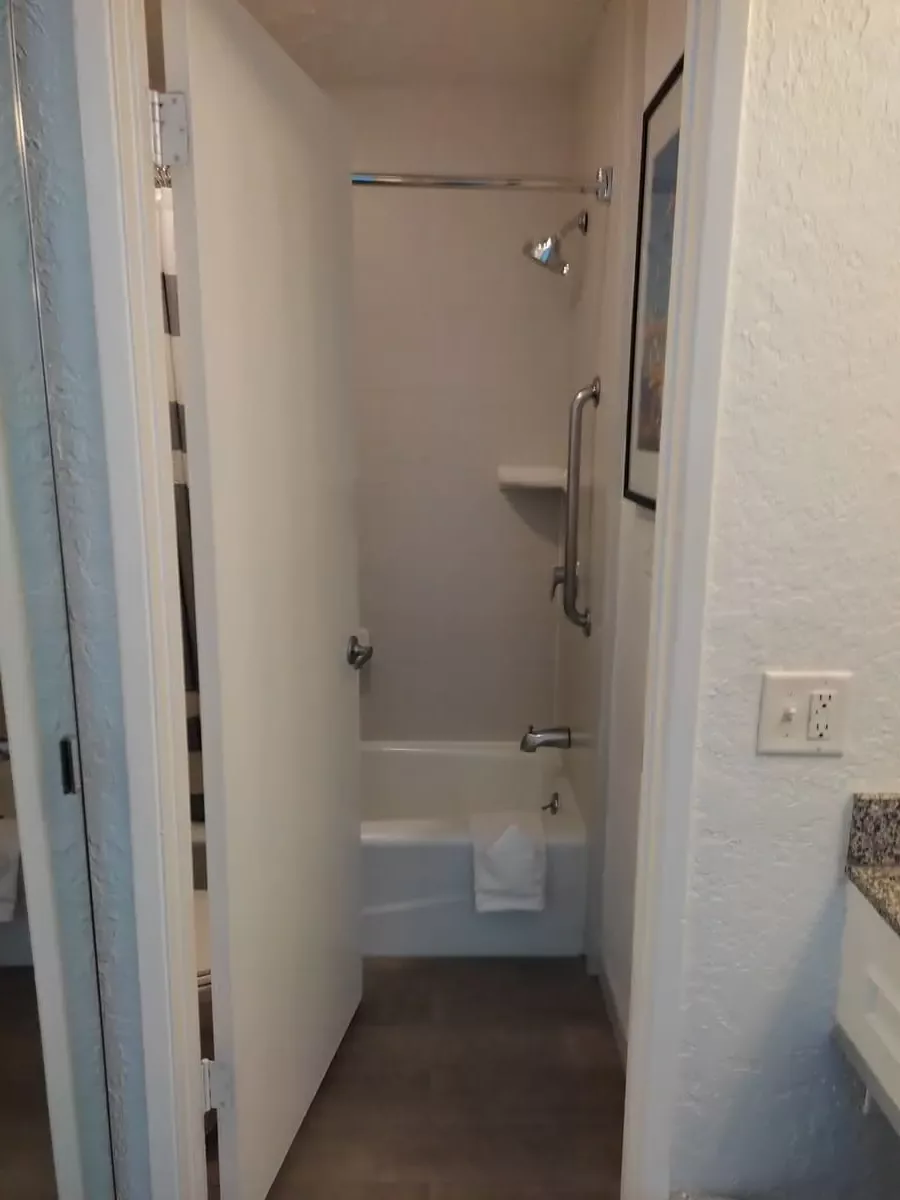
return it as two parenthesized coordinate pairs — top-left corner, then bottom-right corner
(847, 865), (900, 936)
(846, 793), (900, 936)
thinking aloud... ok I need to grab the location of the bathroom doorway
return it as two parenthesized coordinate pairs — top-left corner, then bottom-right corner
(146, 0), (630, 1186)
(82, 0), (689, 1194)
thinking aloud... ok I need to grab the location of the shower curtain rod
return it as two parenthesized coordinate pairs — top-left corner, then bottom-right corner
(154, 166), (613, 199)
(352, 167), (613, 200)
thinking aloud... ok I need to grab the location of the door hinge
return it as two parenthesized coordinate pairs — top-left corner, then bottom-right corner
(201, 1058), (232, 1113)
(150, 90), (190, 171)
(59, 736), (81, 796)
(161, 272), (180, 336)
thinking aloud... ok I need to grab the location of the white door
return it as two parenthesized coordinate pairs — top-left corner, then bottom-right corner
(160, 1), (361, 1196)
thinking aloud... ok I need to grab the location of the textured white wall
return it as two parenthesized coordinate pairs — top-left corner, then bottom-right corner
(337, 85), (577, 741)
(671, 2), (900, 1196)
(6, 0), (152, 1192)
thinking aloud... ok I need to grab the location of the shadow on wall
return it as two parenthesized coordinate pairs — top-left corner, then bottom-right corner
(673, 889), (900, 1200)
(500, 490), (562, 544)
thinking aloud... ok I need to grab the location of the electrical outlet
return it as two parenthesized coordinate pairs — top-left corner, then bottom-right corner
(757, 671), (852, 756)
(807, 689), (835, 742)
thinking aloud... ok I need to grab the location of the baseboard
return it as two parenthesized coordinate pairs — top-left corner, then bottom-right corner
(588, 950), (628, 1065)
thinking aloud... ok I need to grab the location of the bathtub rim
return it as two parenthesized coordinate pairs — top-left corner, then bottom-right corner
(360, 739), (581, 830)
(361, 739), (563, 761)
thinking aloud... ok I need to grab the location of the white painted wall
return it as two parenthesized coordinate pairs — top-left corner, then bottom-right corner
(556, 0), (641, 1030)
(603, 0), (686, 1037)
(644, 0), (688, 109)
(670, 2), (900, 1195)
(337, 85), (577, 741)
(557, 0), (685, 1037)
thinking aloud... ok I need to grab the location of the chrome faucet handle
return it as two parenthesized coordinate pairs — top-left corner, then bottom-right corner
(346, 635), (374, 670)
(550, 566), (565, 600)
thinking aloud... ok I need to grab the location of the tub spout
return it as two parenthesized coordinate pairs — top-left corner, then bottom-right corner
(519, 725), (572, 753)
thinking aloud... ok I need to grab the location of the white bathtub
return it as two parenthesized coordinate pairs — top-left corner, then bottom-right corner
(361, 742), (586, 957)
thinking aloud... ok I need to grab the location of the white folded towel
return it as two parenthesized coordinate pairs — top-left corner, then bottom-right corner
(470, 810), (546, 912)
(0, 818), (20, 923)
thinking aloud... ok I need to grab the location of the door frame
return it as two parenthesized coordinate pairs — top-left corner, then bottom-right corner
(0, 351), (100, 1200)
(0, 420), (102, 1200)
(71, 0), (752, 1198)
(0, 0), (123, 1191)
(72, 0), (207, 1197)
(620, 4), (751, 1199)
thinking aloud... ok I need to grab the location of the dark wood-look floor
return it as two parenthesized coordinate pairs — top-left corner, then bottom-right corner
(0, 968), (57, 1199)
(259, 958), (625, 1200)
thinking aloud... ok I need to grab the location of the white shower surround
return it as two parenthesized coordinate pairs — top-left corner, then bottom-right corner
(361, 742), (586, 956)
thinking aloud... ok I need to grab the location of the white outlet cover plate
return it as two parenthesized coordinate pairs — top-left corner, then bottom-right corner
(757, 670), (853, 756)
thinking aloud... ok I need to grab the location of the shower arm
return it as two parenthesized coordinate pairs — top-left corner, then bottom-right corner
(557, 210), (590, 240)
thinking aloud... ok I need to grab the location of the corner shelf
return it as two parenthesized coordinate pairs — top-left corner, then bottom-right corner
(497, 465), (567, 492)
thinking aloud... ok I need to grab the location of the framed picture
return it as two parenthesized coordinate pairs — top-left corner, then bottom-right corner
(624, 58), (684, 511)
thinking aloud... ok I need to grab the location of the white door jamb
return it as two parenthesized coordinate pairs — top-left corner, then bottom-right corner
(620, 4), (751, 1198)
(71, 0), (206, 1196)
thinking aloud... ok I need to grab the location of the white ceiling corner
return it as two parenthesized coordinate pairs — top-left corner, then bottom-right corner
(240, 0), (605, 87)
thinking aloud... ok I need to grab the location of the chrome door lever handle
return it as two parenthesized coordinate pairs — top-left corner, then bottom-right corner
(346, 635), (374, 670)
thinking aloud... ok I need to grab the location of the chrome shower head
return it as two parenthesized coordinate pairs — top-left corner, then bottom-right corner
(522, 210), (589, 276)
(523, 233), (570, 275)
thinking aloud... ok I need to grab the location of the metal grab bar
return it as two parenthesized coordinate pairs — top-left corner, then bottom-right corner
(551, 377), (601, 636)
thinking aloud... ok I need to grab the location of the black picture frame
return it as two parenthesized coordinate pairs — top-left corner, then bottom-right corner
(623, 56), (685, 513)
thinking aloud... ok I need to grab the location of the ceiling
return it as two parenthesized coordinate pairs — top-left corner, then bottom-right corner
(236, 0), (605, 88)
